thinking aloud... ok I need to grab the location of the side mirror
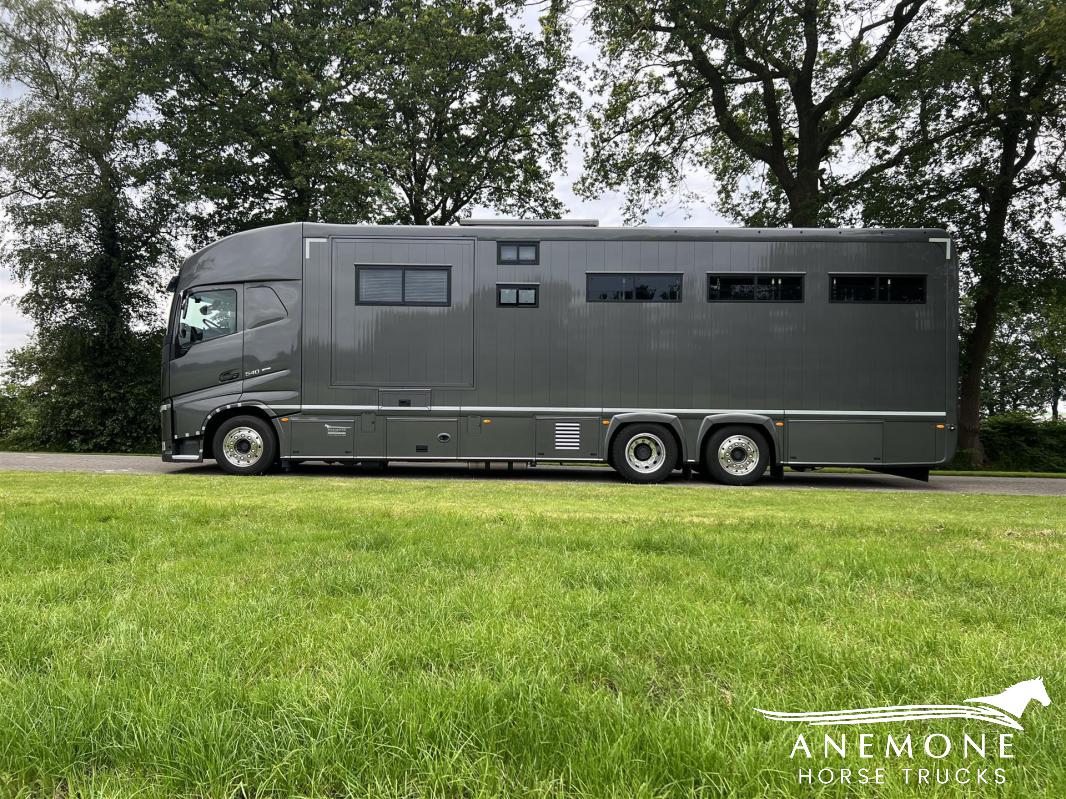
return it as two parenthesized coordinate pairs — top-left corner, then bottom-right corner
(174, 323), (190, 358)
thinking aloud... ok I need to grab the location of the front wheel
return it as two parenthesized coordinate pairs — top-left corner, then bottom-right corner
(703, 426), (769, 486)
(610, 424), (678, 484)
(213, 415), (278, 476)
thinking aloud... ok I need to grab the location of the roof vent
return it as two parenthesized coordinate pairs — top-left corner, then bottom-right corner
(458, 218), (599, 227)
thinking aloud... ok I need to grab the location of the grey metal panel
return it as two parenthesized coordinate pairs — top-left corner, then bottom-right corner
(241, 280), (301, 404)
(535, 417), (601, 459)
(330, 238), (474, 387)
(379, 389), (430, 409)
(460, 416), (535, 458)
(290, 419), (355, 458)
(884, 421), (937, 464)
(304, 222), (949, 244)
(387, 417), (459, 458)
(176, 223), (302, 292)
(787, 421), (884, 464)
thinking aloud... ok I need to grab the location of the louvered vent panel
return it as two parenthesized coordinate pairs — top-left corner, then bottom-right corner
(554, 422), (581, 451)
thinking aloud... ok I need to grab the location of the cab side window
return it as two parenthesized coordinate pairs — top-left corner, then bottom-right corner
(176, 289), (238, 355)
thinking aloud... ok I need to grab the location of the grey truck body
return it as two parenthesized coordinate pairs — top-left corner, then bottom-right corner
(161, 222), (959, 471)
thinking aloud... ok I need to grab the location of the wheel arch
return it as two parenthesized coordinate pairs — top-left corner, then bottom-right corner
(202, 402), (281, 461)
(697, 413), (780, 467)
(605, 413), (687, 466)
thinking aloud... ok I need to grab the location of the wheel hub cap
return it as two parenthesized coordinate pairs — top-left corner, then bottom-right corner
(625, 433), (667, 473)
(718, 435), (759, 476)
(222, 427), (264, 467)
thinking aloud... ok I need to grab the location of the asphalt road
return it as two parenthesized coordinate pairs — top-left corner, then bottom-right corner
(0, 452), (1062, 495)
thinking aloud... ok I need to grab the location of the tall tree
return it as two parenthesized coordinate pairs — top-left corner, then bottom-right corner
(581, 0), (946, 226)
(981, 286), (1066, 418)
(0, 0), (176, 451)
(356, 0), (579, 225)
(862, 0), (1066, 459)
(118, 0), (385, 242)
(123, 0), (578, 238)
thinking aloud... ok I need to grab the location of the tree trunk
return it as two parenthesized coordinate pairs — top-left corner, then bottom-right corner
(957, 276), (1002, 464)
(786, 167), (821, 227)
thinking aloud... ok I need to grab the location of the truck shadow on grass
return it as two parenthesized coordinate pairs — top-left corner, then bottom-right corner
(172, 461), (940, 490)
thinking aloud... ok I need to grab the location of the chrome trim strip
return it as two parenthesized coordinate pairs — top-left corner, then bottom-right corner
(170, 454), (201, 461)
(304, 237), (327, 258)
(297, 404), (945, 417)
(787, 411), (946, 417)
(928, 237), (951, 259)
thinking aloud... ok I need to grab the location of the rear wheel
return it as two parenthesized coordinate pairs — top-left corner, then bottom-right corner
(213, 415), (277, 476)
(703, 426), (769, 486)
(610, 423), (678, 484)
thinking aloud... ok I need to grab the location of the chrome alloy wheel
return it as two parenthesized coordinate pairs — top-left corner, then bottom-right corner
(221, 426), (264, 467)
(624, 432), (667, 474)
(717, 434), (760, 476)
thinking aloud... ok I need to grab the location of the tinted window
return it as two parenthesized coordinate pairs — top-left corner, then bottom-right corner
(587, 273), (682, 302)
(176, 288), (238, 354)
(358, 268), (403, 303)
(245, 286), (287, 329)
(882, 275), (926, 303)
(830, 274), (926, 304)
(707, 273), (803, 302)
(403, 269), (449, 304)
(497, 284), (539, 307)
(498, 241), (539, 265)
(357, 266), (450, 306)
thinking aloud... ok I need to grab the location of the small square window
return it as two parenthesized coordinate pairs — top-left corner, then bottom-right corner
(497, 284), (538, 307)
(498, 241), (539, 265)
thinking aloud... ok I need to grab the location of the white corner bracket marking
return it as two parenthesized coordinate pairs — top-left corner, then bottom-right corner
(929, 237), (951, 260)
(305, 237), (327, 259)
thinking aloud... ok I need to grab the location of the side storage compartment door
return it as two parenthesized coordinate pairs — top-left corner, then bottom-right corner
(884, 421), (938, 465)
(461, 416), (535, 459)
(387, 418), (459, 458)
(787, 420), (883, 465)
(535, 417), (601, 460)
(290, 419), (355, 459)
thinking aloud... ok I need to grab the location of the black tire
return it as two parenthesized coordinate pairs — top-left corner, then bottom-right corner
(212, 415), (278, 476)
(703, 426), (770, 486)
(610, 423), (678, 484)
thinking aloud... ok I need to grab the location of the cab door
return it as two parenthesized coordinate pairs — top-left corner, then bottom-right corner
(169, 284), (244, 401)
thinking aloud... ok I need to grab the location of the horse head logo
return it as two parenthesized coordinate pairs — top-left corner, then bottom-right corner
(757, 677), (1051, 732)
(966, 678), (1051, 722)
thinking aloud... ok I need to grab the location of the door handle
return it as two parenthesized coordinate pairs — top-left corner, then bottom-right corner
(218, 369), (240, 383)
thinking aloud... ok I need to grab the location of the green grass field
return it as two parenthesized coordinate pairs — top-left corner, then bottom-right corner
(0, 472), (1063, 798)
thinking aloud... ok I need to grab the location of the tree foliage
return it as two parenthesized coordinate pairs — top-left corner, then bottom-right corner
(581, 0), (942, 225)
(121, 0), (578, 239)
(0, 0), (175, 451)
(359, 0), (579, 225)
(983, 285), (1066, 419)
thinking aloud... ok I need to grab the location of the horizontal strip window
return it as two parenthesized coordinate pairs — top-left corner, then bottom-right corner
(708, 273), (803, 302)
(587, 272), (682, 303)
(498, 241), (539, 265)
(356, 265), (450, 306)
(497, 283), (539, 307)
(830, 274), (926, 304)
